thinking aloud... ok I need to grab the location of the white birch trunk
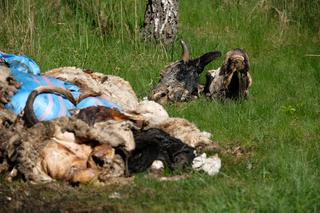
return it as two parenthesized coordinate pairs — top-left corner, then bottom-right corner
(141, 0), (179, 44)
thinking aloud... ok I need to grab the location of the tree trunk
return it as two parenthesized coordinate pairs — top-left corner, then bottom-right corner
(141, 0), (179, 44)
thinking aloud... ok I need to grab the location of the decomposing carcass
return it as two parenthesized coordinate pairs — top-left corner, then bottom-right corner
(149, 41), (221, 104)
(42, 67), (217, 151)
(0, 102), (201, 184)
(129, 128), (196, 173)
(204, 48), (252, 100)
(149, 46), (252, 103)
(0, 55), (221, 184)
(0, 115), (135, 184)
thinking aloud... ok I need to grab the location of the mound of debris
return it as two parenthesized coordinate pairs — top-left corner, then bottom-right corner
(0, 55), (221, 185)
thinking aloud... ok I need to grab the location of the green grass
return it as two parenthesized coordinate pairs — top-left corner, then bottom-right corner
(1, 0), (320, 212)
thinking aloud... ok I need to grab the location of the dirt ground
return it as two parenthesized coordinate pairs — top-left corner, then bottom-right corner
(0, 178), (135, 212)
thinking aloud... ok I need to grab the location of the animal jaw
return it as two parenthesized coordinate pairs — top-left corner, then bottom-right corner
(204, 48), (252, 100)
(149, 40), (221, 104)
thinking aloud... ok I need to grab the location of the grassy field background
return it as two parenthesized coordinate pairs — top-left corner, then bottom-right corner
(0, 0), (319, 212)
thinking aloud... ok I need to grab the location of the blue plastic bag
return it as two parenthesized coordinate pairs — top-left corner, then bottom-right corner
(0, 52), (41, 75)
(2, 53), (123, 121)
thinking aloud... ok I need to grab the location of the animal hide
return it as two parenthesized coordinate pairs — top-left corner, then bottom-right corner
(152, 117), (213, 148)
(149, 41), (221, 104)
(133, 100), (169, 126)
(204, 49), (252, 100)
(129, 128), (195, 173)
(0, 117), (136, 184)
(45, 67), (139, 111)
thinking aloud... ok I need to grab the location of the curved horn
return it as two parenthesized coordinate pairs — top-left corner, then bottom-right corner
(23, 86), (77, 127)
(77, 91), (101, 103)
(180, 40), (190, 62)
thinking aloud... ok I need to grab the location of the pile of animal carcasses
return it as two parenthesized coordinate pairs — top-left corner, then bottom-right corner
(0, 64), (221, 185)
(149, 41), (252, 103)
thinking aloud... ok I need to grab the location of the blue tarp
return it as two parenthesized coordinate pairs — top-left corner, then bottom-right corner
(0, 52), (41, 75)
(5, 71), (80, 121)
(1, 53), (122, 121)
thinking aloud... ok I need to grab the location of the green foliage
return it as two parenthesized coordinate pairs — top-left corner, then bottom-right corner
(0, 0), (319, 211)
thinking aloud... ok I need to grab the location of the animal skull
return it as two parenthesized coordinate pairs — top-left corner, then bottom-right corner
(149, 41), (221, 104)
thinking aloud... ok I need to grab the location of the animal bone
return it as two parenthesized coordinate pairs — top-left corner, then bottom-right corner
(23, 86), (77, 127)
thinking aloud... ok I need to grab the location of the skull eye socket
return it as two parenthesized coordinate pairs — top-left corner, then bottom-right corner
(160, 93), (166, 97)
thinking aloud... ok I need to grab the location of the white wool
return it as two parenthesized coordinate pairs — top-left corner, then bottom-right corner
(93, 120), (136, 152)
(202, 131), (212, 139)
(192, 153), (221, 176)
(154, 117), (213, 148)
(150, 160), (164, 170)
(135, 100), (169, 126)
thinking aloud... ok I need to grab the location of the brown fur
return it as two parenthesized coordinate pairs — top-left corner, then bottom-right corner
(77, 106), (145, 129)
(204, 49), (252, 100)
(0, 63), (20, 107)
